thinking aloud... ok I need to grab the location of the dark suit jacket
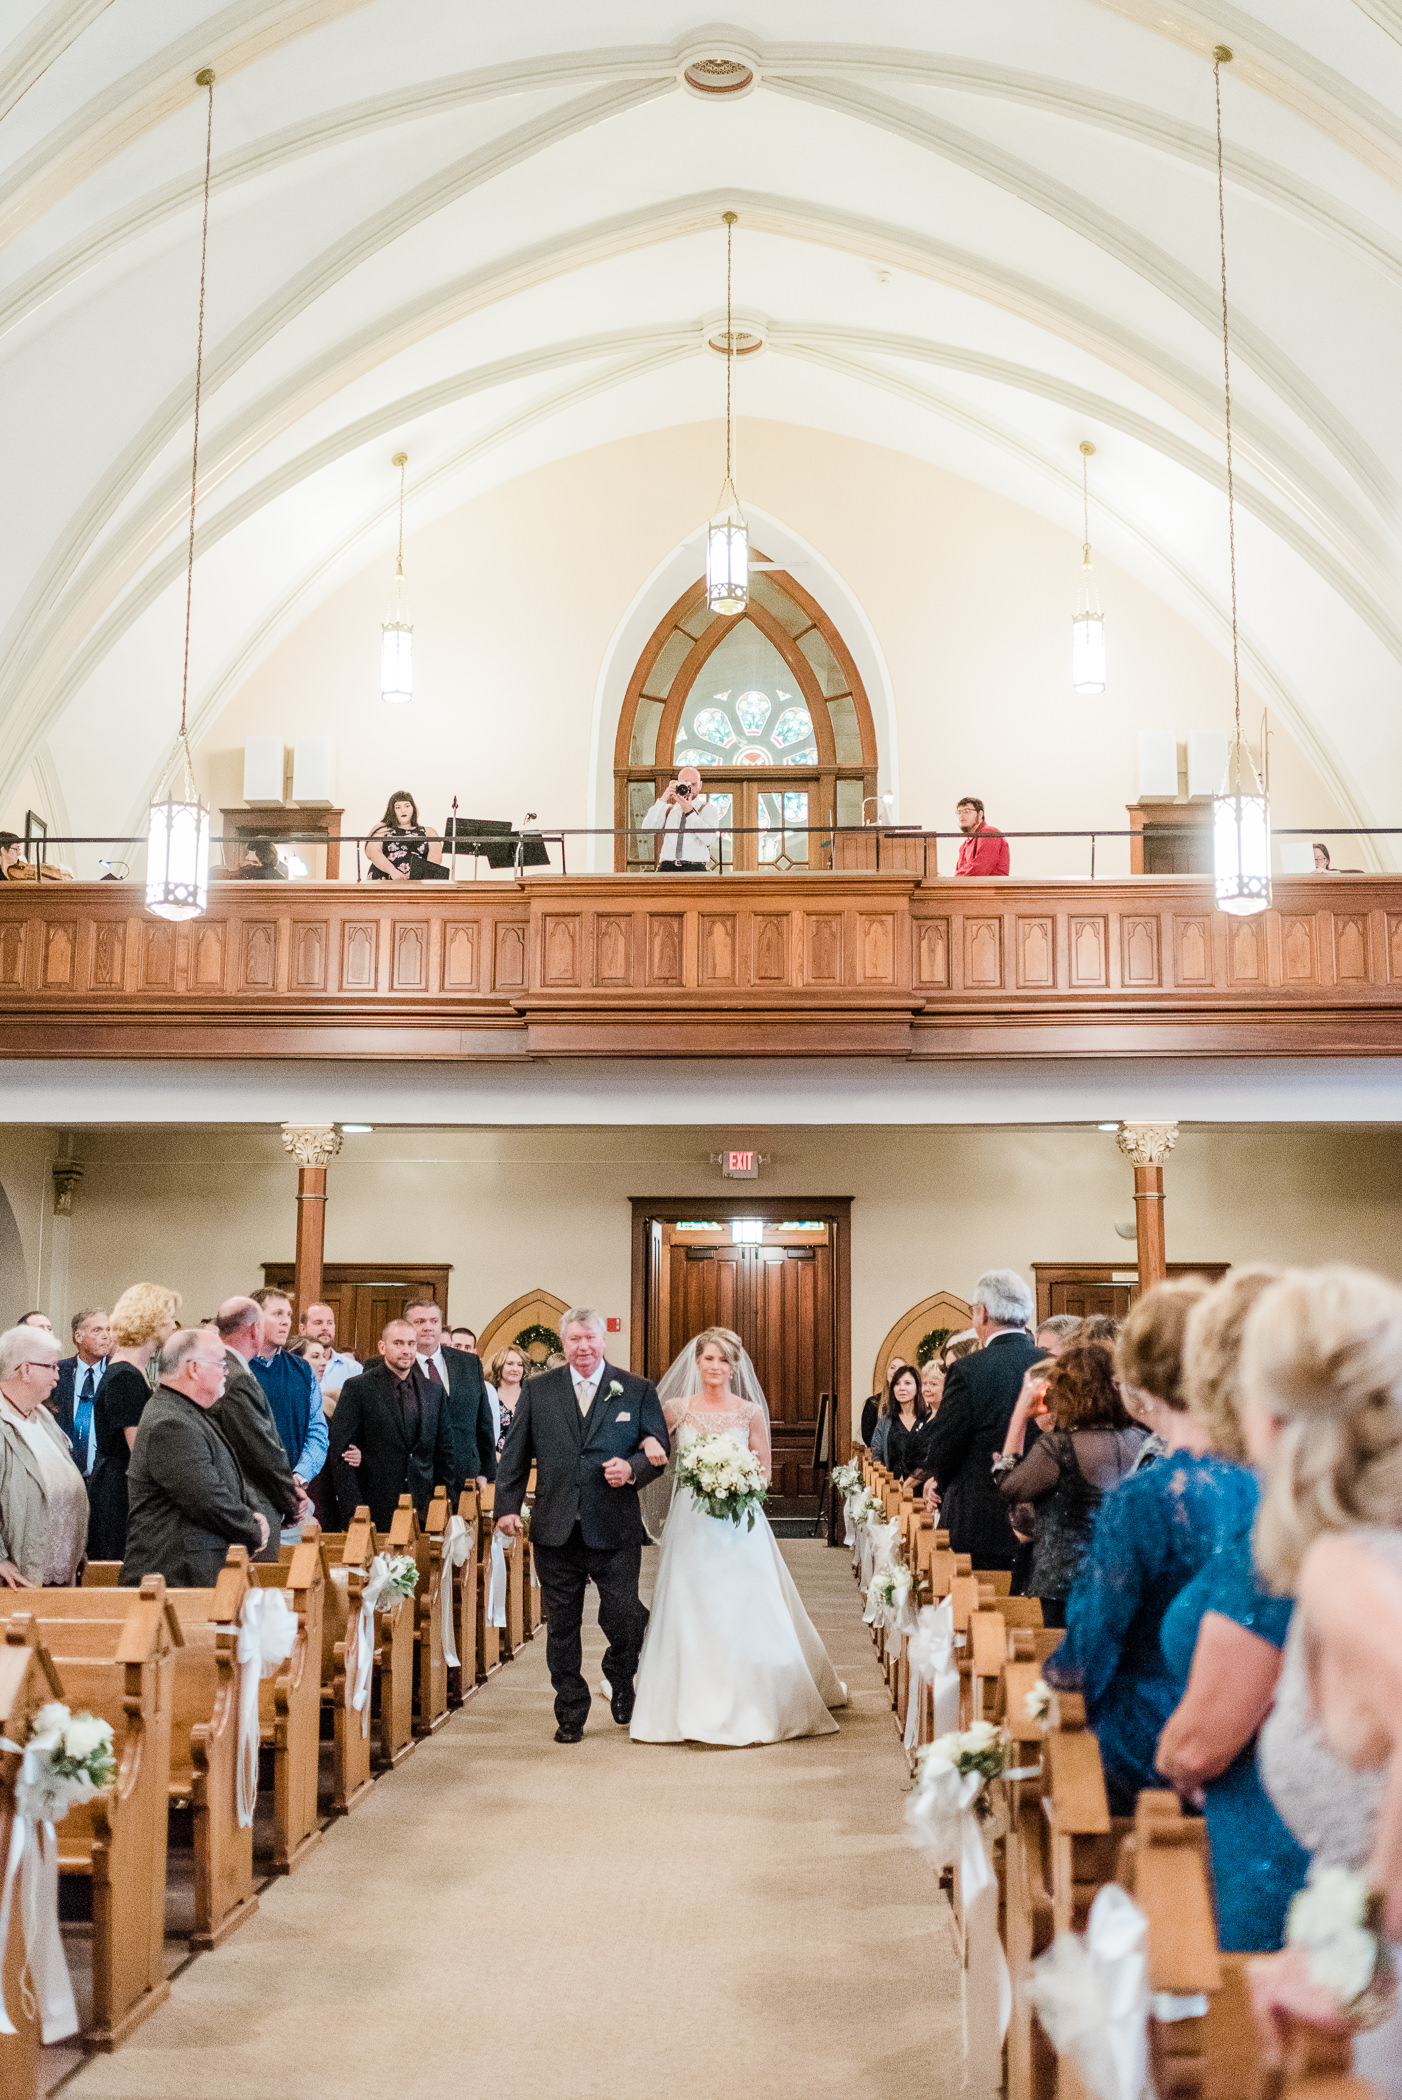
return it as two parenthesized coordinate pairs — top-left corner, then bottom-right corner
(209, 1352), (300, 1560)
(120, 1386), (264, 1588)
(922, 1330), (1042, 1568)
(329, 1362), (455, 1532)
(494, 1363), (669, 1551)
(427, 1346), (496, 1497)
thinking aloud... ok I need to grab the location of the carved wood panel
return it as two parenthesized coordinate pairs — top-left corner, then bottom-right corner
(90, 921), (123, 991)
(1069, 916), (1108, 989)
(1015, 916), (1054, 989)
(539, 913), (580, 988)
(1227, 917), (1263, 985)
(494, 921), (526, 992)
(914, 918), (949, 989)
(190, 922), (225, 991)
(442, 922), (478, 991)
(291, 921), (328, 992)
(341, 920), (379, 993)
(698, 913), (738, 986)
(752, 914), (789, 985)
(42, 922), (76, 989)
(857, 911), (895, 986)
(1280, 916), (1315, 984)
(1388, 915), (1402, 983)
(1333, 915), (1368, 982)
(240, 920), (278, 992)
(1173, 916), (1214, 986)
(594, 913), (632, 986)
(1122, 915), (1160, 988)
(803, 913), (842, 986)
(646, 913), (685, 986)
(392, 921), (428, 992)
(0, 921), (23, 990)
(964, 917), (1003, 989)
(141, 921), (177, 990)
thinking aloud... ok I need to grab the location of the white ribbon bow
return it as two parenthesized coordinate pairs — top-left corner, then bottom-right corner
(907, 1757), (1011, 2092)
(439, 1517), (473, 1671)
(904, 1598), (960, 1754)
(1026, 1883), (1153, 2100)
(235, 1590), (298, 1829)
(487, 1534), (509, 1629)
(0, 1738), (78, 2043)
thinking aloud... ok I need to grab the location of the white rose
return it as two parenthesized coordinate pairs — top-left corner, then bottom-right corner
(1292, 1866), (1369, 1940)
(30, 1702), (68, 1742)
(62, 1714), (111, 1763)
(1306, 1928), (1378, 2007)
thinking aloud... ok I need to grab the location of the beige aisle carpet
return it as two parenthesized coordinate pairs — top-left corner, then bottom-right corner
(65, 1543), (961, 2100)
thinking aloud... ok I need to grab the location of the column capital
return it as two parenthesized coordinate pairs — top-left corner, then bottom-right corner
(1115, 1119), (1178, 1169)
(280, 1122), (342, 1171)
(51, 1161), (83, 1216)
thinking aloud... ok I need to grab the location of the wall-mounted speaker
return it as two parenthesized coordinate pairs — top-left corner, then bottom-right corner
(1136, 731), (1178, 801)
(1187, 730), (1229, 800)
(292, 736), (334, 806)
(243, 737), (285, 805)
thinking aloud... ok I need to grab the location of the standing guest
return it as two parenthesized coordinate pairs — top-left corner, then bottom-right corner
(1074, 1312), (1119, 1343)
(449, 1326), (477, 1353)
(288, 1336), (330, 1386)
(953, 797), (1010, 876)
(17, 1313), (52, 1333)
(250, 1288), (327, 1504)
(922, 1270), (1040, 1567)
(88, 1282), (180, 1560)
(995, 1346), (1146, 1629)
(366, 790), (444, 881)
(212, 1297), (302, 1563)
(404, 1299), (494, 1500)
(1035, 1314), (1080, 1357)
(51, 1308), (111, 1481)
(120, 1330), (267, 1588)
(861, 1355), (907, 1448)
(870, 1366), (931, 1477)
(0, 1327), (90, 1587)
(942, 1331), (980, 1367)
(329, 1319), (456, 1530)
(297, 1302), (361, 1403)
(920, 1360), (945, 1416)
(487, 1345), (529, 1457)
(640, 767), (720, 873)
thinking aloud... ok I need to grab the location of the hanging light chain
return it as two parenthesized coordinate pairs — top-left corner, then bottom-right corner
(1213, 47), (1243, 776)
(178, 68), (216, 755)
(1080, 442), (1092, 562)
(724, 209), (736, 498)
(392, 450), (408, 580)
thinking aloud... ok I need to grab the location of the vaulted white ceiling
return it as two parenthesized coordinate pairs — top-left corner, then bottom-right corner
(3, 0), (1402, 843)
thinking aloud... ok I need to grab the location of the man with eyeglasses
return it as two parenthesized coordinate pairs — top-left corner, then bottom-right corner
(51, 1309), (111, 1484)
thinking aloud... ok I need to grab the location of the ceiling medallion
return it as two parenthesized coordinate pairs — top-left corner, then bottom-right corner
(701, 309), (768, 359)
(677, 42), (760, 99)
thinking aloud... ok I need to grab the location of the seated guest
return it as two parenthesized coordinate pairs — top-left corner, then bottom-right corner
(329, 1318), (456, 1530)
(870, 1365), (931, 1477)
(0, 1326), (90, 1586)
(237, 838), (287, 880)
(1034, 1313), (1080, 1357)
(404, 1298), (494, 1499)
(297, 1301), (360, 1402)
(366, 790), (444, 881)
(1044, 1275), (1254, 1812)
(922, 1270), (1040, 1567)
(250, 1288), (327, 1504)
(0, 834), (24, 879)
(120, 1329), (267, 1587)
(212, 1297), (302, 1561)
(89, 1282), (181, 1560)
(954, 796), (1009, 876)
(50, 1307), (111, 1483)
(996, 1345), (1146, 1629)
(1240, 1266), (1402, 2092)
(487, 1345), (528, 1457)
(861, 1355), (906, 1448)
(1154, 1266), (1307, 1952)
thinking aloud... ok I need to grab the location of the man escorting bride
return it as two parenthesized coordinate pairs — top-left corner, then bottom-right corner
(494, 1313), (844, 1747)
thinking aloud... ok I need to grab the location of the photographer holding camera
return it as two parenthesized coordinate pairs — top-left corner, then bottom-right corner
(640, 765), (720, 872)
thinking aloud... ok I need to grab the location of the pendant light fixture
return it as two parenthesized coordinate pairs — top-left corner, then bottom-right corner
(1209, 48), (1271, 918)
(380, 450), (413, 703)
(146, 67), (216, 923)
(1071, 440), (1106, 693)
(705, 210), (748, 616)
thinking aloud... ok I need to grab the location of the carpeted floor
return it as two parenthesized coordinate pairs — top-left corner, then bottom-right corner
(63, 1543), (961, 2100)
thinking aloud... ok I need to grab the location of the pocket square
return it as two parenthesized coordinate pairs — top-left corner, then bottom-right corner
(615, 1410), (631, 1422)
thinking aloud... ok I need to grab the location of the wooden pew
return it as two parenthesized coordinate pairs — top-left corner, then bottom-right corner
(476, 1486), (503, 1681)
(392, 1492), (448, 1738)
(332, 1508), (415, 1774)
(312, 1516), (374, 1813)
(3, 1580), (179, 2048)
(0, 1620), (69, 2100)
(498, 1524), (525, 1662)
(448, 1488), (481, 1704)
(249, 1530), (326, 1870)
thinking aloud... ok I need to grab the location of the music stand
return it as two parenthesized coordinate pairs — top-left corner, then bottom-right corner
(442, 815), (514, 875)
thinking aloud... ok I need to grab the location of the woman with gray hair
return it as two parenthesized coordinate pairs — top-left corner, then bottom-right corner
(0, 1325), (89, 1586)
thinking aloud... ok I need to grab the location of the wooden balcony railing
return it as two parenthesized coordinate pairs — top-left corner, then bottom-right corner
(0, 870), (1399, 1060)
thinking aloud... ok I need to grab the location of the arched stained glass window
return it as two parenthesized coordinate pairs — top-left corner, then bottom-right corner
(615, 557), (876, 872)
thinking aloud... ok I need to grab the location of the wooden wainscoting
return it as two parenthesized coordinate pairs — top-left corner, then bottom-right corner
(1, 871), (1401, 1060)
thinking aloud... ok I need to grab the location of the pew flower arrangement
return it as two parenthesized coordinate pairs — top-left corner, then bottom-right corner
(1284, 1866), (1397, 2026)
(20, 1703), (117, 1823)
(1024, 1678), (1053, 1727)
(674, 1431), (767, 1530)
(864, 1557), (915, 1635)
(918, 1718), (1011, 1794)
(831, 1460), (862, 1497)
(365, 1552), (419, 1611)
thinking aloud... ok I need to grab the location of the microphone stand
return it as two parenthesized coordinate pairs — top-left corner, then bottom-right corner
(514, 812), (537, 887)
(449, 794), (459, 883)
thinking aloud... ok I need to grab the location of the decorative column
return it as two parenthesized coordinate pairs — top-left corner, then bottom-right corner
(1115, 1121), (1178, 1294)
(280, 1124), (342, 1317)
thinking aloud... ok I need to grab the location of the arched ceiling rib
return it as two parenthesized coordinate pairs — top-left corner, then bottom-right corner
(2, 1), (1400, 852)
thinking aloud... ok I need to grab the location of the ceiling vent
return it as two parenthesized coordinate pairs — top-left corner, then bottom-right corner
(678, 44), (759, 99)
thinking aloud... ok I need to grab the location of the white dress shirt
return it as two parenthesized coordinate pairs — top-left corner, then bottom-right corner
(641, 795), (719, 866)
(416, 1347), (450, 1391)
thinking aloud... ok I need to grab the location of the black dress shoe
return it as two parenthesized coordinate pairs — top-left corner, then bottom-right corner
(554, 1723), (584, 1744)
(609, 1681), (635, 1726)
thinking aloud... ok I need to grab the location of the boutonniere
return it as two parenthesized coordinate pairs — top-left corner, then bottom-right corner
(607, 1380), (624, 1399)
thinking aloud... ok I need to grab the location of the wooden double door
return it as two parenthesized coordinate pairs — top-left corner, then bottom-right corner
(261, 1262), (452, 1364)
(639, 1217), (842, 1503)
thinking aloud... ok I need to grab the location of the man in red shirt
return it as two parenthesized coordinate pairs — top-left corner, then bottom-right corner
(954, 797), (1010, 876)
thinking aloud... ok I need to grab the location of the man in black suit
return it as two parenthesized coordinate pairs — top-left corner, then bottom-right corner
(329, 1318), (456, 1532)
(921, 1269), (1040, 1570)
(49, 1307), (111, 1481)
(403, 1298), (495, 1500)
(494, 1307), (668, 1743)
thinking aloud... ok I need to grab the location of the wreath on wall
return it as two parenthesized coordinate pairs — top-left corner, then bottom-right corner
(916, 1327), (952, 1367)
(514, 1323), (562, 1363)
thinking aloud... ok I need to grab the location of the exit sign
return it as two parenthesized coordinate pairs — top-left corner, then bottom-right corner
(722, 1150), (758, 1179)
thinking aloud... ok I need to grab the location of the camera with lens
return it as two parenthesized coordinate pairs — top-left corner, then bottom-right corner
(674, 780), (693, 799)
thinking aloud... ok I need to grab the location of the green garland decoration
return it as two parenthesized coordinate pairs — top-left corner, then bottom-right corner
(514, 1322), (562, 1362)
(916, 1327), (952, 1367)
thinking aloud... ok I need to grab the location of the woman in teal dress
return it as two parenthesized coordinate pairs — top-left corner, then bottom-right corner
(1157, 1531), (1309, 1950)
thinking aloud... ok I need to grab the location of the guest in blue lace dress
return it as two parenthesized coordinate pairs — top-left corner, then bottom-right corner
(1153, 1266), (1307, 1951)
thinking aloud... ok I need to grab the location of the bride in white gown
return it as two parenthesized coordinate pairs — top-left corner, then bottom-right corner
(630, 1326), (847, 1746)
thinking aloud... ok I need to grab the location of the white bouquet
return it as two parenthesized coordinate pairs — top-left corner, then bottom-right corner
(848, 1487), (884, 1530)
(831, 1460), (863, 1496)
(366, 1551), (419, 1610)
(1285, 1865), (1396, 2027)
(20, 1703), (117, 1823)
(674, 1431), (768, 1530)
(1025, 1677), (1053, 1726)
(907, 1719), (1012, 1867)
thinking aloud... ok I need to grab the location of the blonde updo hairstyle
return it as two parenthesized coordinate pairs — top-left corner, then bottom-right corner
(110, 1282), (181, 1348)
(1181, 1264), (1281, 1461)
(1244, 1265), (1402, 1591)
(694, 1327), (741, 1368)
(1113, 1276), (1211, 1411)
